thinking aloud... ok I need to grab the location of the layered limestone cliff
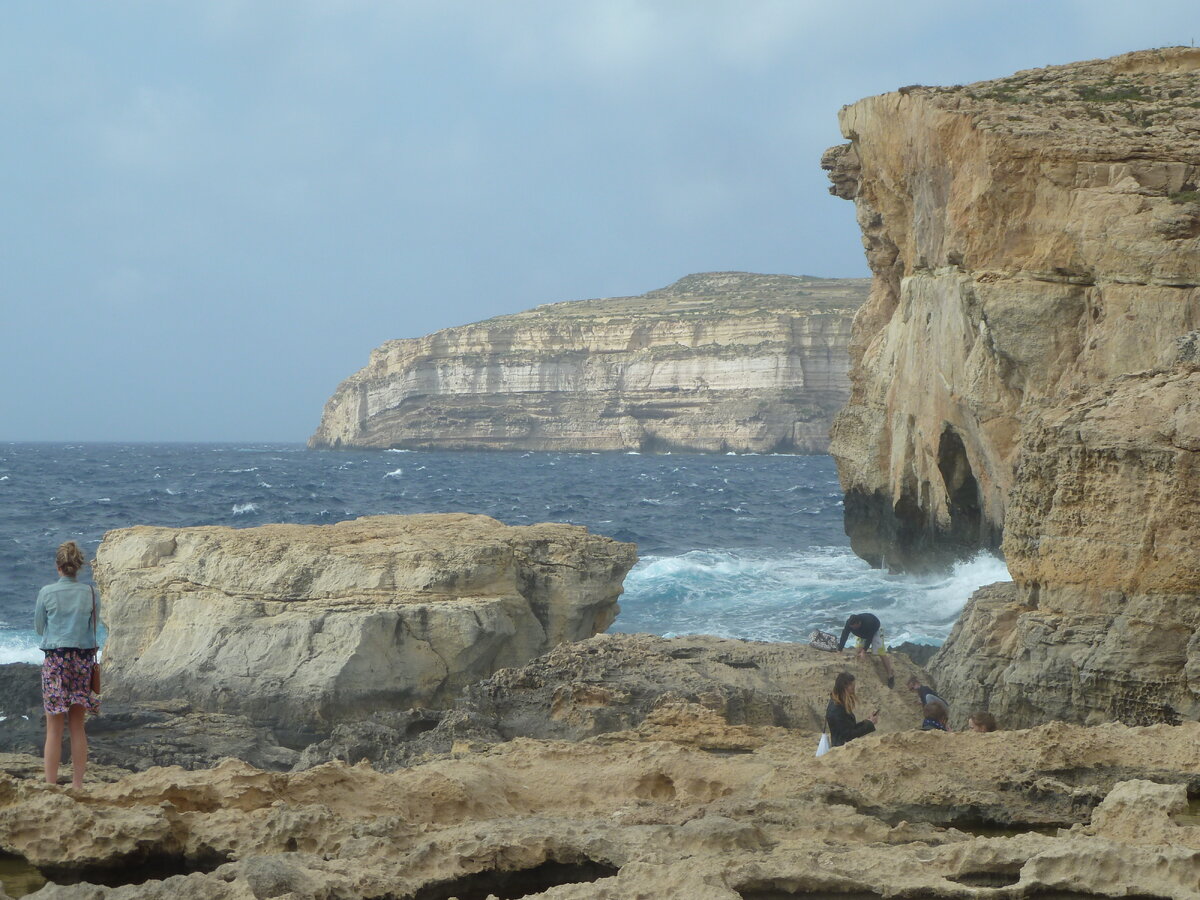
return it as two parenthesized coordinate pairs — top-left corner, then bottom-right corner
(824, 47), (1200, 726)
(309, 272), (867, 453)
(823, 46), (1200, 570)
(92, 515), (636, 741)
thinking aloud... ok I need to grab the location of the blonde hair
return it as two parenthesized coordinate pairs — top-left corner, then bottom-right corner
(56, 541), (87, 577)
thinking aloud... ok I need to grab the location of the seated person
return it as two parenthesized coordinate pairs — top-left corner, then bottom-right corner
(825, 672), (878, 747)
(906, 676), (949, 715)
(920, 701), (949, 732)
(968, 711), (998, 733)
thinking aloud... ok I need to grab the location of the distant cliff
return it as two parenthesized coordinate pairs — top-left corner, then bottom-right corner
(309, 272), (868, 453)
(823, 47), (1200, 727)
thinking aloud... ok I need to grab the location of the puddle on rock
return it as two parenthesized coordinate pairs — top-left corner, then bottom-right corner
(950, 870), (1022, 888)
(944, 820), (1063, 838)
(1173, 796), (1200, 827)
(0, 854), (48, 898)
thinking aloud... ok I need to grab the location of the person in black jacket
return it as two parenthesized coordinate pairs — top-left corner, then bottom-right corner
(825, 672), (878, 747)
(906, 677), (949, 717)
(836, 613), (896, 688)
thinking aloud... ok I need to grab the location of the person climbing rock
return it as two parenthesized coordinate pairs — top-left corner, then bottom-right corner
(836, 613), (896, 688)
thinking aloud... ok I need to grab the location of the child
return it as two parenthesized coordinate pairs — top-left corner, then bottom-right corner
(920, 701), (949, 732)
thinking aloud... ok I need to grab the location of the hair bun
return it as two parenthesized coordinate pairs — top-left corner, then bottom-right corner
(56, 541), (87, 577)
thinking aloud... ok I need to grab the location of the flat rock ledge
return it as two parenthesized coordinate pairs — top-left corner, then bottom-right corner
(0, 719), (1196, 899)
(93, 515), (637, 742)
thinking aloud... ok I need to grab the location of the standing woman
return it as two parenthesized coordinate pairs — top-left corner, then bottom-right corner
(34, 541), (100, 788)
(825, 671), (878, 747)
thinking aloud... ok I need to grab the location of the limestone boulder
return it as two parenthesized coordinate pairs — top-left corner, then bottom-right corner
(93, 515), (636, 739)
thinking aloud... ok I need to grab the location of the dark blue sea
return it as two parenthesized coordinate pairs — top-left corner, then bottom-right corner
(0, 443), (1009, 662)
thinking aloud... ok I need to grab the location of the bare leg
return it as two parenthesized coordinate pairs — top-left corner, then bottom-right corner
(882, 654), (895, 680)
(67, 705), (88, 788)
(44, 712), (65, 785)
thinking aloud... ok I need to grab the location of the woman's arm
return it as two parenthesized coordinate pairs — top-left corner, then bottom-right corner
(34, 591), (47, 635)
(848, 718), (877, 740)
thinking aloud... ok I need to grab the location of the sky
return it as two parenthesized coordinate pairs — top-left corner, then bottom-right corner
(2, 1), (1196, 442)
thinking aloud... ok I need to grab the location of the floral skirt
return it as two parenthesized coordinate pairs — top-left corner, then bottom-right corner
(42, 649), (99, 715)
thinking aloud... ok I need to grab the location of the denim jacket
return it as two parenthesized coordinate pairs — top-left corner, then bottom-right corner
(34, 577), (100, 650)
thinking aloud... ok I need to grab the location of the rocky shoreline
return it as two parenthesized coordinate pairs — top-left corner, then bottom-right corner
(2, 633), (1199, 899)
(4, 47), (1200, 899)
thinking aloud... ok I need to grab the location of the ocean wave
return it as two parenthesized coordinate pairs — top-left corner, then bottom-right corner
(616, 549), (1010, 646)
(384, 468), (403, 478)
(231, 503), (258, 515)
(0, 632), (42, 664)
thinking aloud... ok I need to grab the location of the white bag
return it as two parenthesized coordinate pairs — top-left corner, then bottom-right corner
(816, 731), (831, 757)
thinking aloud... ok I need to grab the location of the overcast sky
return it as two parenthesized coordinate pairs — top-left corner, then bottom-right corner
(3, 1), (1195, 441)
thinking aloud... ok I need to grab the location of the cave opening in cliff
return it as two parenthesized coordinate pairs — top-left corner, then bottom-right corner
(937, 426), (984, 552)
(404, 858), (620, 900)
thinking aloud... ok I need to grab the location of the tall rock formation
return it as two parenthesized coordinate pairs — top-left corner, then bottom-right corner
(824, 47), (1200, 726)
(93, 515), (636, 742)
(309, 272), (867, 454)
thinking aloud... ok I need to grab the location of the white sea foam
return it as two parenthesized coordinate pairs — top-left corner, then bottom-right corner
(386, 448), (411, 453)
(0, 475), (8, 481)
(616, 548), (1010, 646)
(231, 502), (258, 515)
(0, 633), (42, 664)
(384, 468), (403, 478)
(165, 488), (180, 495)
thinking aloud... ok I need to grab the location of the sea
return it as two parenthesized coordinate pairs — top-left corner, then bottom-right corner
(0, 443), (1011, 663)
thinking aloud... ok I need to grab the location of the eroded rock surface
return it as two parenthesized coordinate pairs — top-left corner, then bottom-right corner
(933, 367), (1200, 727)
(294, 633), (933, 770)
(824, 47), (1200, 571)
(0, 718), (1197, 899)
(309, 272), (867, 454)
(93, 515), (636, 740)
(825, 47), (1200, 729)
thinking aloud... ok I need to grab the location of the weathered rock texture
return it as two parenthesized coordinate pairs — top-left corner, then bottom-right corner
(934, 367), (1200, 727)
(92, 515), (636, 741)
(294, 632), (932, 770)
(824, 47), (1200, 570)
(0, 719), (1197, 899)
(309, 272), (867, 454)
(825, 48), (1200, 729)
